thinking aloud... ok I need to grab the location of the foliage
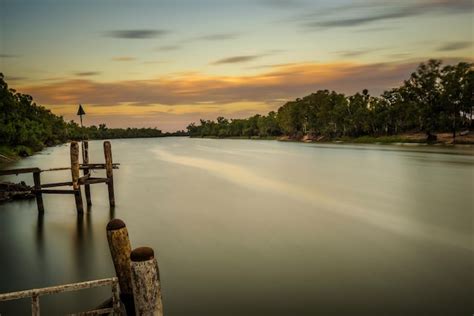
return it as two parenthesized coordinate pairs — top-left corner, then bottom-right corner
(0, 73), (187, 156)
(187, 60), (473, 140)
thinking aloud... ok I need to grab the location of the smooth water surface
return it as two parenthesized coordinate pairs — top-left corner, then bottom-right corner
(0, 138), (473, 315)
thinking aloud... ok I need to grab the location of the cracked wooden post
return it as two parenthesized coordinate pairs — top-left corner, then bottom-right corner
(71, 141), (84, 213)
(106, 219), (134, 315)
(82, 140), (92, 206)
(104, 141), (115, 207)
(32, 171), (44, 213)
(130, 247), (163, 316)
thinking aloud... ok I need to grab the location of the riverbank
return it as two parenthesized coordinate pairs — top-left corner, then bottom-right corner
(281, 132), (474, 145)
(191, 131), (474, 145)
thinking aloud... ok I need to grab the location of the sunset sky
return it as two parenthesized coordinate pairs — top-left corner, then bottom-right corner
(1, 0), (472, 131)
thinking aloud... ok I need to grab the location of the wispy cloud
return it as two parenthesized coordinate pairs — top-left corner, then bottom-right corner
(258, 0), (307, 9)
(298, 0), (472, 29)
(437, 41), (472, 52)
(4, 75), (27, 81)
(0, 54), (20, 58)
(211, 55), (263, 65)
(74, 71), (101, 77)
(112, 56), (135, 62)
(194, 33), (241, 41)
(155, 45), (181, 51)
(103, 29), (168, 39)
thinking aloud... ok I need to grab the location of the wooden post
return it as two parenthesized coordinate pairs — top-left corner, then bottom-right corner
(31, 293), (40, 316)
(71, 141), (84, 213)
(82, 140), (92, 206)
(32, 171), (44, 213)
(111, 281), (121, 316)
(130, 247), (163, 316)
(106, 219), (134, 315)
(104, 141), (115, 207)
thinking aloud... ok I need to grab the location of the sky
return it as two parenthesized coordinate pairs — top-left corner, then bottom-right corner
(1, 0), (473, 131)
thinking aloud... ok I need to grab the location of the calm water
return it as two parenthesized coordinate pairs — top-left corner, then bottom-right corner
(0, 138), (473, 315)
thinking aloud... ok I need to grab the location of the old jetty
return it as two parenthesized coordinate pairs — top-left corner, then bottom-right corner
(0, 140), (119, 213)
(0, 142), (164, 315)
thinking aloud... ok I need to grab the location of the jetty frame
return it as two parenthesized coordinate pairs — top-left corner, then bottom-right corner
(0, 140), (119, 213)
(0, 277), (120, 316)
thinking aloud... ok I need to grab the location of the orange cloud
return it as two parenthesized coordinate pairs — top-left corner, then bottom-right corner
(13, 58), (471, 131)
(18, 60), (430, 107)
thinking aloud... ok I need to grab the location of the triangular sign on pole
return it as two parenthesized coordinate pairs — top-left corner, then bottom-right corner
(77, 104), (86, 116)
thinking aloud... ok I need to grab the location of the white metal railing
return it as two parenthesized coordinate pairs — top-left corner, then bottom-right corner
(0, 277), (120, 315)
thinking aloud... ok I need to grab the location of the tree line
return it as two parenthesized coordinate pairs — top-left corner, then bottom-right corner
(187, 60), (473, 142)
(0, 73), (185, 156)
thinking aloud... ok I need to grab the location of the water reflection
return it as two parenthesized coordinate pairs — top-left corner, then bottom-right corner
(1, 138), (473, 315)
(36, 212), (44, 258)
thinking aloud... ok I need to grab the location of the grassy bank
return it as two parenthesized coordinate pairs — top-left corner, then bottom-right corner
(0, 144), (37, 162)
(193, 132), (474, 145)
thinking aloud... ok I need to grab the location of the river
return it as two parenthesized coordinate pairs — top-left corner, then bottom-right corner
(0, 138), (473, 315)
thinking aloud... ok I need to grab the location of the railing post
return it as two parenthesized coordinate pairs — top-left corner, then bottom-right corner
(106, 219), (134, 315)
(111, 281), (121, 316)
(130, 247), (163, 316)
(71, 141), (84, 214)
(32, 171), (44, 213)
(82, 140), (92, 206)
(31, 293), (40, 316)
(103, 141), (115, 207)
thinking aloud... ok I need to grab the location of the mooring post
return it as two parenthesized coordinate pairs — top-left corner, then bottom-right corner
(31, 293), (40, 316)
(130, 247), (163, 316)
(82, 140), (92, 206)
(103, 141), (115, 207)
(71, 141), (84, 213)
(32, 171), (44, 213)
(106, 219), (135, 315)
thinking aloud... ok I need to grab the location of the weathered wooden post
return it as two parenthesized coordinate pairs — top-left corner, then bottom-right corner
(130, 247), (163, 316)
(82, 140), (92, 206)
(103, 141), (115, 207)
(32, 170), (44, 213)
(71, 141), (84, 213)
(106, 218), (134, 315)
(31, 292), (40, 316)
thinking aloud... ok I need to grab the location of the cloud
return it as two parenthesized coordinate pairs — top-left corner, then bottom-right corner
(4, 75), (27, 81)
(0, 54), (20, 58)
(112, 56), (135, 62)
(212, 55), (262, 65)
(299, 0), (472, 29)
(437, 41), (472, 52)
(335, 50), (369, 58)
(335, 47), (386, 58)
(103, 29), (168, 39)
(195, 33), (240, 41)
(74, 71), (101, 76)
(258, 0), (307, 9)
(18, 58), (473, 109)
(155, 45), (181, 51)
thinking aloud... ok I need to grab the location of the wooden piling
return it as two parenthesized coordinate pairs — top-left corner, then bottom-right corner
(31, 293), (40, 316)
(70, 141), (84, 213)
(82, 140), (92, 206)
(32, 171), (44, 213)
(106, 219), (134, 315)
(130, 247), (163, 316)
(103, 141), (115, 207)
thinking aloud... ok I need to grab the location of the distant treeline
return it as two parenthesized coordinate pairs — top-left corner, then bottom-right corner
(0, 73), (185, 156)
(187, 60), (473, 141)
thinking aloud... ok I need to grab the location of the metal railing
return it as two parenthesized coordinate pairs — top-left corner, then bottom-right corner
(0, 277), (120, 316)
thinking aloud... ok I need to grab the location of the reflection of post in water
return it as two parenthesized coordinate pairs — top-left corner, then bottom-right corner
(36, 212), (45, 257)
(73, 212), (93, 279)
